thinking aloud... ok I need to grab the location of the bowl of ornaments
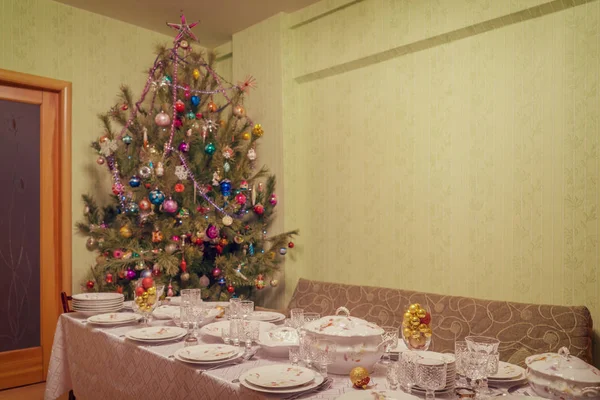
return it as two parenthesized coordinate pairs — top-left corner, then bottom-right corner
(401, 302), (432, 350)
(133, 276), (164, 325)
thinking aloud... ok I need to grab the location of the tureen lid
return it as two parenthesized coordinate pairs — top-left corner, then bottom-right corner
(261, 327), (299, 345)
(303, 307), (384, 337)
(525, 347), (600, 384)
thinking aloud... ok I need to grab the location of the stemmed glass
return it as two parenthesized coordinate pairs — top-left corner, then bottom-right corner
(381, 326), (399, 364)
(463, 350), (489, 394)
(133, 281), (164, 325)
(399, 351), (418, 394)
(416, 357), (447, 400)
(310, 339), (336, 376)
(465, 336), (500, 395)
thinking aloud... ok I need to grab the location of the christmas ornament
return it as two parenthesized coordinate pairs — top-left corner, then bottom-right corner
(163, 198), (178, 213)
(178, 208), (190, 218)
(184, 85), (191, 97)
(178, 142), (190, 152)
(350, 367), (370, 389)
(206, 224), (219, 239)
(270, 279), (279, 287)
(165, 243), (178, 254)
(86, 280), (94, 290)
(255, 274), (265, 289)
(222, 146), (234, 159)
(152, 230), (163, 243)
(138, 166), (152, 179)
(175, 100), (185, 113)
(223, 162), (231, 173)
(233, 104), (246, 118)
(235, 193), (247, 205)
(181, 272), (190, 281)
(174, 118), (183, 128)
(252, 123), (264, 137)
(105, 273), (113, 284)
(135, 286), (145, 297)
(268, 251), (276, 260)
(288, 242), (295, 248)
(242, 132), (251, 140)
(99, 139), (118, 156)
(219, 180), (232, 197)
(247, 148), (257, 161)
(139, 198), (151, 211)
(180, 257), (187, 272)
(192, 69), (200, 80)
(134, 260), (145, 271)
(155, 162), (164, 177)
(85, 237), (97, 251)
(167, 281), (174, 297)
(204, 142), (216, 155)
(125, 202), (139, 214)
(257, 182), (264, 192)
(199, 275), (210, 287)
(119, 225), (132, 238)
(186, 111), (195, 120)
(141, 269), (152, 279)
(116, 285), (123, 294)
(121, 103), (129, 111)
(122, 134), (133, 145)
(207, 101), (218, 112)
(174, 183), (185, 193)
(248, 243), (255, 255)
(171, 235), (180, 242)
(112, 183), (123, 195)
(234, 235), (244, 244)
(149, 189), (166, 205)
(227, 285), (235, 293)
(279, 247), (287, 255)
(126, 269), (137, 280)
(129, 176), (141, 187)
(191, 95), (200, 107)
(401, 303), (432, 351)
(152, 263), (161, 277)
(99, 135), (109, 143)
(240, 180), (249, 190)
(218, 277), (226, 286)
(96, 156), (105, 165)
(155, 111), (171, 127)
(222, 215), (233, 226)
(212, 267), (221, 278)
(269, 194), (278, 206)
(253, 204), (264, 215)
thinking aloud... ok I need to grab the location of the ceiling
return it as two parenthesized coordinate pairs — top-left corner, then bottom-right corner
(54, 0), (321, 48)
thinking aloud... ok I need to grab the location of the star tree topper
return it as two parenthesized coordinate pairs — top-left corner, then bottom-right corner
(167, 14), (199, 43)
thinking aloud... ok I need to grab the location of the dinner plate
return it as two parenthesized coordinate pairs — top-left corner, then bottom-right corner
(127, 332), (187, 344)
(412, 351), (456, 364)
(87, 312), (139, 325)
(74, 307), (124, 316)
(173, 350), (244, 365)
(153, 305), (181, 320)
(73, 303), (123, 310)
(488, 372), (527, 385)
(239, 370), (324, 394)
(248, 311), (286, 323)
(411, 385), (455, 395)
(245, 364), (315, 388)
(126, 326), (187, 341)
(488, 361), (525, 380)
(72, 293), (124, 301)
(177, 344), (239, 361)
(200, 320), (276, 339)
(335, 390), (419, 400)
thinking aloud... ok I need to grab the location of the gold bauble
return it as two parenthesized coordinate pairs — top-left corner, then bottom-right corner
(403, 311), (413, 322)
(403, 327), (412, 337)
(349, 366), (370, 389)
(410, 316), (421, 326)
(416, 308), (427, 319)
(411, 330), (421, 339)
(192, 69), (200, 80)
(252, 123), (264, 137)
(418, 323), (429, 333)
(147, 287), (156, 295)
(135, 297), (143, 305)
(410, 335), (426, 348)
(424, 330), (433, 338)
(142, 292), (149, 299)
(119, 225), (132, 238)
(270, 279), (279, 287)
(145, 304), (152, 311)
(408, 304), (419, 314)
(402, 320), (410, 328)
(147, 294), (156, 304)
(242, 132), (251, 140)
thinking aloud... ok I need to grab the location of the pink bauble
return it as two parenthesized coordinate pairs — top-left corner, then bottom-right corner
(269, 194), (278, 206)
(235, 193), (247, 205)
(113, 249), (123, 259)
(206, 224), (219, 239)
(199, 275), (210, 287)
(163, 198), (178, 213)
(155, 111), (171, 127)
(211, 268), (221, 278)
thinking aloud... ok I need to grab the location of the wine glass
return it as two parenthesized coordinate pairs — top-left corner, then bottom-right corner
(381, 326), (399, 364)
(415, 357), (447, 400)
(399, 351), (418, 394)
(133, 281), (164, 325)
(465, 336), (500, 395)
(463, 350), (489, 392)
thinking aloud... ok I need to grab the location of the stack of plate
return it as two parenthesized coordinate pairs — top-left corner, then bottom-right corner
(72, 293), (124, 315)
(488, 361), (526, 385)
(239, 364), (325, 396)
(87, 312), (140, 326)
(411, 351), (456, 395)
(125, 326), (187, 344)
(248, 311), (286, 323)
(173, 344), (244, 365)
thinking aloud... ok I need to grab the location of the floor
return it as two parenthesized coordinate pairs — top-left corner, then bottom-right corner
(0, 383), (68, 400)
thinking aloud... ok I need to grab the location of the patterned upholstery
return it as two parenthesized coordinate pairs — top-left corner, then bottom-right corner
(285, 279), (593, 367)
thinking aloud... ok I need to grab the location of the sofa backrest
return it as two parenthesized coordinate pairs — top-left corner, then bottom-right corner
(287, 279), (593, 366)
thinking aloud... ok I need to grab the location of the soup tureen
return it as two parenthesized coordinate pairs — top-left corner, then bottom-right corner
(525, 347), (600, 399)
(302, 307), (385, 374)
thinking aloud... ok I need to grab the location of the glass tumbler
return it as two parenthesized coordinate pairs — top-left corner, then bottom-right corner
(455, 341), (469, 387)
(415, 357), (447, 400)
(399, 351), (418, 394)
(290, 308), (305, 330)
(381, 326), (399, 364)
(465, 336), (500, 395)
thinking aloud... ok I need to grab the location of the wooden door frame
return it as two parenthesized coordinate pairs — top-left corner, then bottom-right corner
(0, 69), (71, 381)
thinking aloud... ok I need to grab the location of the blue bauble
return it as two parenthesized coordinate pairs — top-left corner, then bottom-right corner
(219, 179), (232, 197)
(218, 277), (226, 286)
(149, 189), (165, 205)
(129, 176), (141, 187)
(125, 202), (139, 214)
(204, 143), (216, 155)
(190, 95), (200, 107)
(122, 134), (133, 145)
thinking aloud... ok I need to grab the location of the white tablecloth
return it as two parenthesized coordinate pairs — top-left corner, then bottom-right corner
(45, 314), (535, 400)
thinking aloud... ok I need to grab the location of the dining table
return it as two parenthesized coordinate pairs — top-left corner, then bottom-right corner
(44, 311), (536, 400)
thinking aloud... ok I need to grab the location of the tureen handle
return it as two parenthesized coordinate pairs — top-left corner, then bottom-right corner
(558, 347), (571, 360)
(335, 306), (350, 317)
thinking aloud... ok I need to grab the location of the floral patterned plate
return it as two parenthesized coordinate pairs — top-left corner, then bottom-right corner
(335, 390), (419, 400)
(239, 369), (324, 394)
(489, 361), (525, 380)
(87, 312), (139, 325)
(177, 344), (239, 361)
(126, 326), (187, 341)
(244, 364), (315, 388)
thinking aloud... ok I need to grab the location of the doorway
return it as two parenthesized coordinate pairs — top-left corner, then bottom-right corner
(0, 69), (71, 390)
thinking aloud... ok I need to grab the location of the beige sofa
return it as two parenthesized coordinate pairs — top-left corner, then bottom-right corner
(262, 279), (593, 366)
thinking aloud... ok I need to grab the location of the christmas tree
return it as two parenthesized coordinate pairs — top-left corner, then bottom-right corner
(77, 15), (297, 301)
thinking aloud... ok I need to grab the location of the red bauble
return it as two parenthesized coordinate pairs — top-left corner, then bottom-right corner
(253, 204), (264, 215)
(139, 198), (151, 211)
(121, 103), (128, 111)
(420, 312), (431, 325)
(175, 100), (185, 113)
(105, 273), (113, 284)
(116, 286), (123, 294)
(135, 287), (145, 296)
(288, 242), (295, 248)
(142, 277), (154, 289)
(195, 113), (203, 119)
(227, 285), (235, 293)
(86, 280), (94, 289)
(180, 258), (187, 272)
(235, 193), (247, 205)
(212, 267), (221, 278)
(174, 119), (183, 128)
(174, 183), (185, 193)
(118, 270), (126, 279)
(216, 244), (223, 254)
(112, 183), (123, 195)
(145, 183), (152, 189)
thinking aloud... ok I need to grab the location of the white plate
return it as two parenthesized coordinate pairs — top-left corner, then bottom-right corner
(248, 311), (286, 322)
(127, 332), (187, 344)
(126, 326), (187, 341)
(123, 301), (134, 309)
(335, 390), (420, 400)
(412, 386), (455, 395)
(488, 372), (527, 385)
(87, 312), (139, 325)
(72, 293), (124, 301)
(412, 351), (456, 364)
(200, 320), (276, 339)
(239, 370), (324, 394)
(177, 344), (239, 361)
(488, 361), (525, 380)
(73, 303), (123, 310)
(173, 349), (244, 365)
(74, 307), (124, 316)
(153, 305), (181, 320)
(245, 364), (315, 389)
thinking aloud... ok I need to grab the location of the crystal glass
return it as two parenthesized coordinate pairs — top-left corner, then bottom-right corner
(386, 361), (400, 390)
(298, 331), (314, 367)
(239, 300), (254, 319)
(399, 351), (418, 394)
(303, 312), (321, 325)
(242, 320), (259, 352)
(133, 282), (164, 325)
(184, 334), (198, 347)
(310, 339), (336, 376)
(465, 336), (500, 395)
(229, 297), (241, 319)
(381, 326), (399, 364)
(290, 308), (304, 330)
(229, 316), (242, 346)
(463, 351), (488, 392)
(416, 357), (447, 400)
(289, 346), (300, 366)
(221, 326), (231, 345)
(455, 341), (469, 387)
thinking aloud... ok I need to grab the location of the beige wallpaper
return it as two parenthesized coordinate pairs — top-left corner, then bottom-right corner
(0, 0), (172, 292)
(227, 0), (600, 362)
